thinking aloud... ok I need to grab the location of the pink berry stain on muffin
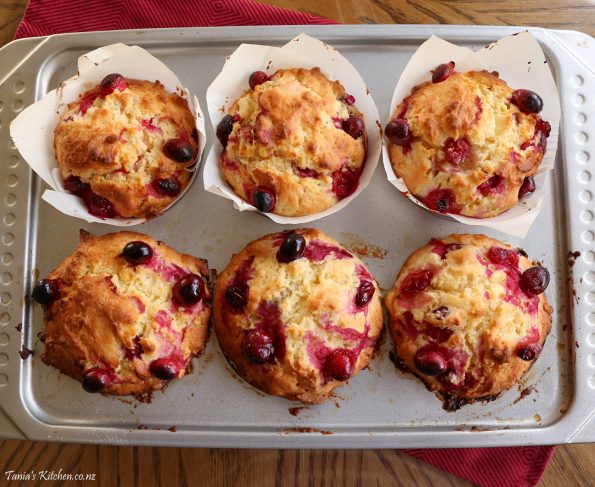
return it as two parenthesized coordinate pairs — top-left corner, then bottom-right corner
(385, 234), (552, 410)
(33, 231), (211, 396)
(55, 74), (198, 219)
(214, 229), (383, 404)
(386, 64), (551, 218)
(216, 68), (367, 216)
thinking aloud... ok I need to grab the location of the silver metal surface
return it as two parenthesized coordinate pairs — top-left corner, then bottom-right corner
(0, 25), (594, 448)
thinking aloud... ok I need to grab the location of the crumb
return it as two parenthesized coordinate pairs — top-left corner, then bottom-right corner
(18, 346), (34, 360)
(15, 323), (22, 332)
(288, 407), (304, 417)
(168, 426), (177, 432)
(568, 250), (581, 267)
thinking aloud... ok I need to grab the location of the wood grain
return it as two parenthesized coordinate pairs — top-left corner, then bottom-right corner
(1, 0), (595, 485)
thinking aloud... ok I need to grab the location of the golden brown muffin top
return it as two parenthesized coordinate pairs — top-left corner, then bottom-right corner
(213, 228), (383, 404)
(37, 231), (211, 396)
(385, 233), (552, 410)
(55, 77), (198, 219)
(387, 68), (551, 218)
(218, 68), (366, 216)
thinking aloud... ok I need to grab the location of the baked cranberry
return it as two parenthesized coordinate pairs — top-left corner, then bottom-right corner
(517, 345), (538, 361)
(385, 119), (412, 146)
(122, 241), (153, 265)
(511, 89), (543, 114)
(477, 174), (504, 196)
(149, 358), (179, 380)
(82, 367), (112, 393)
(216, 114), (235, 147)
(325, 349), (354, 381)
(444, 137), (471, 165)
(251, 186), (276, 212)
(243, 329), (274, 364)
(332, 167), (360, 200)
(86, 193), (116, 218)
(414, 349), (448, 376)
(342, 94), (355, 105)
(487, 246), (519, 267)
(342, 116), (364, 139)
(432, 61), (455, 83)
(424, 188), (456, 213)
(249, 71), (269, 89)
(32, 279), (59, 305)
(277, 233), (306, 263)
(519, 176), (536, 197)
(401, 270), (433, 296)
(152, 177), (181, 197)
(433, 306), (450, 319)
(64, 175), (90, 196)
(519, 266), (550, 296)
(163, 138), (195, 163)
(226, 285), (248, 310)
(99, 73), (127, 95)
(173, 274), (204, 306)
(355, 281), (375, 307)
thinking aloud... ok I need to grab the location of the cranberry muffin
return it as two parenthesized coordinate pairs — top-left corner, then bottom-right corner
(213, 229), (383, 404)
(215, 68), (367, 216)
(385, 234), (552, 410)
(54, 74), (198, 219)
(32, 230), (211, 396)
(386, 64), (551, 217)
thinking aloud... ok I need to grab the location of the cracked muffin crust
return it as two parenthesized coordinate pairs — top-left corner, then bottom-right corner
(216, 68), (367, 216)
(33, 230), (211, 396)
(385, 233), (552, 410)
(213, 229), (383, 404)
(386, 66), (551, 218)
(54, 75), (198, 219)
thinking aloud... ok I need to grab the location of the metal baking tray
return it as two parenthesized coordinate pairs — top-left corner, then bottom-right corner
(0, 25), (594, 448)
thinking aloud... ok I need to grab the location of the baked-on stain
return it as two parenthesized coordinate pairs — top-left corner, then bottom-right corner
(281, 427), (333, 435)
(513, 385), (535, 404)
(340, 232), (388, 259)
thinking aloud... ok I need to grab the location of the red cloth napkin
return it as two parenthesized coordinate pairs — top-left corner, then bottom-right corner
(14, 1), (555, 486)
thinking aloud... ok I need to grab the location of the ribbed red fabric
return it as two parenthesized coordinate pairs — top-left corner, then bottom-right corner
(13, 1), (555, 486)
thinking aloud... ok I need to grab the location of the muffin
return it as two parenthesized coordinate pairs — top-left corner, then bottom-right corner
(54, 74), (198, 219)
(385, 234), (552, 410)
(215, 68), (367, 216)
(386, 64), (551, 217)
(213, 229), (383, 404)
(31, 230), (211, 396)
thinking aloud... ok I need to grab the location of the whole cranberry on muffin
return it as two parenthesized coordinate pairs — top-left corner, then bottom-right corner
(385, 234), (552, 410)
(213, 229), (382, 404)
(54, 74), (198, 219)
(216, 68), (367, 216)
(32, 230), (211, 396)
(386, 64), (551, 217)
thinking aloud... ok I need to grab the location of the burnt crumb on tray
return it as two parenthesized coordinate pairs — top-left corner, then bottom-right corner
(288, 406), (304, 417)
(568, 250), (581, 267)
(15, 323), (22, 333)
(440, 392), (500, 412)
(18, 346), (34, 360)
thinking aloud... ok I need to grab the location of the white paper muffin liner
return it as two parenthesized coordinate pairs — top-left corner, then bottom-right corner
(382, 32), (561, 238)
(204, 33), (382, 224)
(10, 43), (207, 226)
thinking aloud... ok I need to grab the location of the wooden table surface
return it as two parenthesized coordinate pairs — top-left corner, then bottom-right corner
(1, 0), (594, 485)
